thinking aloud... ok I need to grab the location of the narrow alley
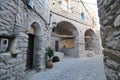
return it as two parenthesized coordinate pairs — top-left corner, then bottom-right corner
(1, 0), (120, 80)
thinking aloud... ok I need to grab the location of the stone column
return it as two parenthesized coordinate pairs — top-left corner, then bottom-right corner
(33, 35), (45, 70)
(75, 42), (85, 57)
(74, 37), (85, 58)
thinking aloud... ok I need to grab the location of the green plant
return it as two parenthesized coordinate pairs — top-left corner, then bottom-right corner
(46, 47), (54, 59)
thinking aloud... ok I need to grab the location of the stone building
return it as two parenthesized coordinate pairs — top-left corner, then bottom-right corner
(0, 0), (50, 80)
(50, 0), (101, 57)
(0, 0), (101, 80)
(97, 0), (120, 80)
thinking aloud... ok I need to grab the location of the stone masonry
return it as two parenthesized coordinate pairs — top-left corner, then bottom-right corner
(0, 0), (102, 80)
(97, 0), (120, 80)
(50, 0), (102, 57)
(0, 0), (50, 80)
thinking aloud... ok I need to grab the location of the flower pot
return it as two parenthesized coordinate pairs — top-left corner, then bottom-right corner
(46, 59), (53, 68)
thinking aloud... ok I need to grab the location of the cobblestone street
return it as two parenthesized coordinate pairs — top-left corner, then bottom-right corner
(29, 55), (106, 80)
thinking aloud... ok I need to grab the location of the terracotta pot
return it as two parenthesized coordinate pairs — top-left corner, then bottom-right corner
(46, 59), (53, 68)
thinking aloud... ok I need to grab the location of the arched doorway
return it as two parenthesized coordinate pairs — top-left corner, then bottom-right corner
(26, 22), (42, 70)
(51, 21), (77, 57)
(84, 29), (97, 51)
(26, 24), (36, 69)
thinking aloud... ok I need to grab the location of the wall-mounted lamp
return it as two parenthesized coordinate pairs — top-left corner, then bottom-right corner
(52, 22), (57, 28)
(51, 22), (57, 32)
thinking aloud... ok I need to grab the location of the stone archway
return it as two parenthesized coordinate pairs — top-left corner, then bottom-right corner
(26, 22), (43, 70)
(51, 21), (78, 57)
(84, 29), (97, 51)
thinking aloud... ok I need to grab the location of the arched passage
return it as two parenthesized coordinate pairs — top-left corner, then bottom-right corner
(51, 21), (78, 57)
(84, 29), (97, 51)
(26, 22), (43, 69)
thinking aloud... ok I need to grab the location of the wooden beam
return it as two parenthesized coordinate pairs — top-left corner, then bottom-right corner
(0, 34), (15, 39)
(51, 32), (74, 38)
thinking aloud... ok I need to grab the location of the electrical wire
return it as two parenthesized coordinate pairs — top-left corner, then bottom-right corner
(82, 2), (97, 5)
(53, 0), (93, 19)
(71, 0), (97, 5)
(51, 0), (95, 27)
(80, 0), (91, 17)
(50, 10), (93, 27)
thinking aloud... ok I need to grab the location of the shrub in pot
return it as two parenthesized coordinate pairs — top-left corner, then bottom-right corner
(46, 47), (54, 68)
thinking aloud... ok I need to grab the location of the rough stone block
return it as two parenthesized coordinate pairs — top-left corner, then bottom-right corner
(0, 56), (4, 62)
(14, 72), (25, 80)
(0, 69), (7, 77)
(0, 63), (5, 69)
(10, 76), (16, 80)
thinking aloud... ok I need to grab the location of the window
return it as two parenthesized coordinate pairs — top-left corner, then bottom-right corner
(81, 12), (85, 21)
(0, 35), (15, 53)
(0, 38), (9, 52)
(3, 40), (7, 45)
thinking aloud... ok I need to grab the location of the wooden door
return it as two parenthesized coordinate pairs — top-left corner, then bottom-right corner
(55, 41), (59, 51)
(26, 34), (34, 69)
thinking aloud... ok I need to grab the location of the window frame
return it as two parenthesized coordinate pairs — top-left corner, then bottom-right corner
(0, 38), (9, 53)
(80, 12), (85, 21)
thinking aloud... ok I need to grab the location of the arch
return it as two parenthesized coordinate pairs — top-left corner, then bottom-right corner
(26, 22), (43, 69)
(30, 22), (43, 36)
(55, 21), (77, 35)
(51, 21), (78, 57)
(84, 29), (97, 51)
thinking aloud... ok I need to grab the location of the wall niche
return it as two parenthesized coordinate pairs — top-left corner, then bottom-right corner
(0, 35), (15, 53)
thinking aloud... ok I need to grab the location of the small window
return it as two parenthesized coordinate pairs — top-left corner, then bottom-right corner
(81, 12), (85, 21)
(53, 3), (55, 5)
(0, 38), (9, 53)
(3, 40), (7, 45)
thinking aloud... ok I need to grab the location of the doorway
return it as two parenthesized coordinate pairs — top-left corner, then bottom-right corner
(55, 41), (59, 51)
(26, 34), (35, 69)
(84, 29), (96, 51)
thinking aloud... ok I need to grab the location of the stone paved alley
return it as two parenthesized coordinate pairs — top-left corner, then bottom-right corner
(29, 55), (106, 80)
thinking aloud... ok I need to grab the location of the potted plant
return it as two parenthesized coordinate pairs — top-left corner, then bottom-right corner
(46, 47), (54, 68)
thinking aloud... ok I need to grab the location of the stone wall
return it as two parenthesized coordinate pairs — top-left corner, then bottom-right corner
(50, 0), (96, 28)
(49, 0), (102, 57)
(97, 0), (120, 80)
(0, 0), (50, 80)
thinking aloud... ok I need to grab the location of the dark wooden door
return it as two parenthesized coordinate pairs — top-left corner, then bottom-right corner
(55, 41), (59, 51)
(26, 34), (34, 69)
